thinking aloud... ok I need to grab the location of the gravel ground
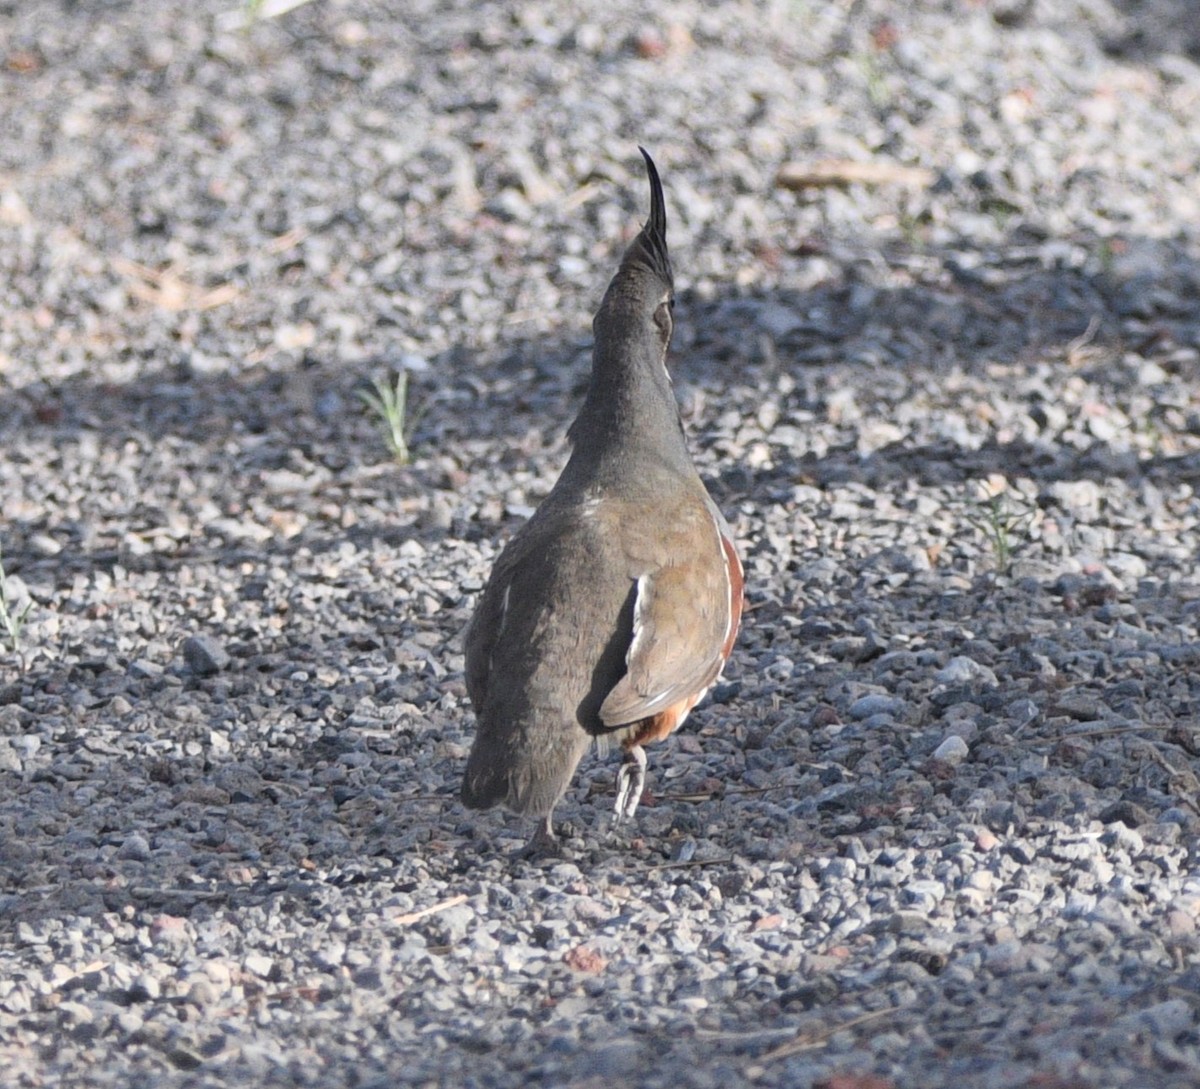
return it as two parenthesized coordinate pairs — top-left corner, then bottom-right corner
(4, 1), (1200, 1086)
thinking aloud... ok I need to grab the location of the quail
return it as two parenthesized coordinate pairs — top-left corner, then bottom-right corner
(461, 148), (743, 848)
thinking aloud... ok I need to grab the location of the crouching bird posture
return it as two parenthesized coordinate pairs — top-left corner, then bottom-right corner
(461, 148), (743, 848)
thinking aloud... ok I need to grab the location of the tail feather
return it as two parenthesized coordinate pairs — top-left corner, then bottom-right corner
(460, 713), (592, 818)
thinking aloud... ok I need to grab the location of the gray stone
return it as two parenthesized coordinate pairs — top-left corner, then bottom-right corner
(849, 694), (905, 720)
(935, 656), (998, 686)
(182, 635), (230, 676)
(116, 833), (151, 862)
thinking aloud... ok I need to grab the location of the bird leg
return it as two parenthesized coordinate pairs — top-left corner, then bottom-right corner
(517, 814), (559, 857)
(614, 746), (648, 821)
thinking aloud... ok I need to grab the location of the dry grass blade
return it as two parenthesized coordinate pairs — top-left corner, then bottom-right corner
(1066, 314), (1103, 363)
(775, 159), (934, 190)
(561, 181), (601, 212)
(390, 894), (468, 926)
(657, 772), (845, 804)
(112, 257), (240, 312)
(130, 886), (228, 901)
(1140, 739), (1200, 795)
(642, 855), (733, 872)
(1050, 722), (1175, 740)
(752, 1007), (896, 1066)
(265, 226), (310, 254)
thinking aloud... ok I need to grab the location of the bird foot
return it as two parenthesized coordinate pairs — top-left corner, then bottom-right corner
(613, 747), (647, 822)
(514, 815), (560, 859)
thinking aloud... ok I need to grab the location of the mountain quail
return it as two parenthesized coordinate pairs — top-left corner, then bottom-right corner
(461, 148), (743, 848)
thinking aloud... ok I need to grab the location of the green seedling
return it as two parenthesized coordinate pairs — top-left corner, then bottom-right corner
(966, 482), (1035, 575)
(357, 370), (412, 465)
(857, 50), (892, 111)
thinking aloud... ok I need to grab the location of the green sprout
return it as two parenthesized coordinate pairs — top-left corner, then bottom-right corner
(357, 370), (413, 465)
(966, 480), (1035, 575)
(857, 50), (892, 111)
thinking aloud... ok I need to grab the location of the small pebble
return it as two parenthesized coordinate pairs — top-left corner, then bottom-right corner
(116, 833), (152, 862)
(932, 735), (970, 764)
(182, 635), (230, 676)
(849, 694), (905, 720)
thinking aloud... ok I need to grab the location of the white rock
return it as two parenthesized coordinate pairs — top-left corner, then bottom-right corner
(935, 657), (998, 686)
(243, 953), (274, 978)
(932, 735), (970, 765)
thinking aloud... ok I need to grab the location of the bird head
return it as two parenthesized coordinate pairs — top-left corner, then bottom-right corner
(594, 148), (676, 359)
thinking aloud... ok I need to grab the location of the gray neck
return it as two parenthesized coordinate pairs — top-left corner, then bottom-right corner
(563, 336), (694, 487)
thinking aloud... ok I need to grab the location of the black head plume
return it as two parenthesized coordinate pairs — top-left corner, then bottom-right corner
(630, 146), (673, 290)
(571, 146), (686, 454)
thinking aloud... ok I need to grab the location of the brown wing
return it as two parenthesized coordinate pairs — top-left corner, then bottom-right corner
(597, 500), (739, 728)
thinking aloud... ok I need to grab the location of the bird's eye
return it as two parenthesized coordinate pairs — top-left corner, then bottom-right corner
(654, 301), (672, 336)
